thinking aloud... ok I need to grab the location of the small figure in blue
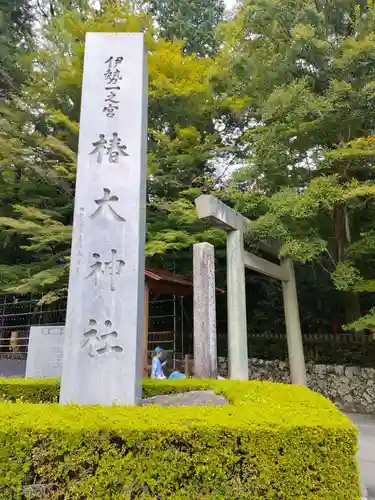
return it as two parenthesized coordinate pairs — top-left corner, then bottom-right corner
(151, 346), (166, 379)
(168, 370), (185, 380)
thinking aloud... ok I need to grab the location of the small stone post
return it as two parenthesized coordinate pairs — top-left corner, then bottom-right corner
(281, 259), (307, 386)
(227, 230), (249, 380)
(193, 242), (217, 378)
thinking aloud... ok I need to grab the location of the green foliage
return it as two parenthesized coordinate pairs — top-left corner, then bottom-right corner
(332, 261), (362, 292)
(148, 0), (225, 56)
(249, 175), (375, 263)
(0, 2), (225, 299)
(346, 308), (375, 332)
(3, 0), (375, 335)
(0, 0), (33, 97)
(0, 378), (360, 499)
(218, 0), (375, 327)
(0, 377), (59, 403)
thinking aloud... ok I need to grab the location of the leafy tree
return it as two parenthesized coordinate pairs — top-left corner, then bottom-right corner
(147, 0), (225, 55)
(0, 2), (225, 301)
(0, 0), (33, 98)
(5, 0), (375, 339)
(218, 0), (375, 326)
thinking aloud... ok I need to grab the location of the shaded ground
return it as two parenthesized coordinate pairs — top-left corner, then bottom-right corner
(142, 390), (228, 407)
(346, 413), (375, 499)
(0, 358), (26, 377)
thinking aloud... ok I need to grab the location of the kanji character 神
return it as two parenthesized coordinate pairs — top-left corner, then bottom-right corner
(85, 249), (125, 291)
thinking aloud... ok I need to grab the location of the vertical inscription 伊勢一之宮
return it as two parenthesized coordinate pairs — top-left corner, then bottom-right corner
(103, 56), (123, 118)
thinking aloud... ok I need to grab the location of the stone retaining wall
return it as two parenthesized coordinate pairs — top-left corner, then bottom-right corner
(217, 357), (375, 414)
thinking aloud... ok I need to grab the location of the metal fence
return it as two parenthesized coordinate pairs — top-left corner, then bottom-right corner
(243, 331), (375, 366)
(0, 293), (187, 362)
(1, 294), (374, 367)
(247, 330), (373, 344)
(0, 295), (66, 356)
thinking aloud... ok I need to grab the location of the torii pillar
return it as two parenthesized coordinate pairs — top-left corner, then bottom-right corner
(195, 195), (306, 386)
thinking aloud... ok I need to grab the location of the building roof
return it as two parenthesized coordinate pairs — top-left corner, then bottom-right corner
(145, 268), (225, 297)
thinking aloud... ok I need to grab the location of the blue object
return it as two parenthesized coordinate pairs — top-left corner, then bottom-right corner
(151, 357), (164, 379)
(154, 346), (163, 355)
(168, 371), (185, 380)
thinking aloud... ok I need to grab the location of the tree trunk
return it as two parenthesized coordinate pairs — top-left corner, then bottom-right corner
(344, 291), (362, 324)
(334, 205), (362, 325)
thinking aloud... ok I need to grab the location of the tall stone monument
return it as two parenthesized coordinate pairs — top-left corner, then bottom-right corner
(59, 33), (148, 405)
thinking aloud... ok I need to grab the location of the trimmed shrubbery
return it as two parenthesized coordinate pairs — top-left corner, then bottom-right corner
(0, 378), (360, 499)
(0, 377), (218, 402)
(0, 377), (59, 402)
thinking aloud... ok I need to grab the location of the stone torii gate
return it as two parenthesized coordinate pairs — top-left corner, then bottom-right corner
(195, 194), (307, 386)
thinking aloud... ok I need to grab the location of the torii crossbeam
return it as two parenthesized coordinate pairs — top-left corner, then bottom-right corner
(195, 195), (307, 386)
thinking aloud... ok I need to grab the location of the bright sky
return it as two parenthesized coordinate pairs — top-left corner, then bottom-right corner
(225, 0), (237, 9)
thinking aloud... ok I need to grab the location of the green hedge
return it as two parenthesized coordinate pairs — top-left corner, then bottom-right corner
(0, 377), (60, 402)
(0, 377), (216, 402)
(0, 378), (360, 499)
